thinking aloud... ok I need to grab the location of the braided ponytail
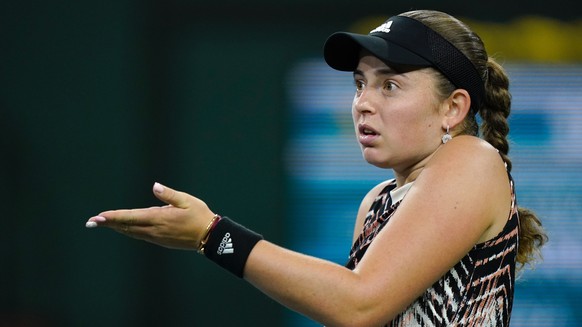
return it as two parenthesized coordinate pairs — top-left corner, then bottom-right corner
(480, 57), (548, 270)
(480, 58), (512, 170)
(401, 10), (548, 270)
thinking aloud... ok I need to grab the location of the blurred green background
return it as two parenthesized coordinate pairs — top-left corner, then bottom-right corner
(1, 1), (580, 326)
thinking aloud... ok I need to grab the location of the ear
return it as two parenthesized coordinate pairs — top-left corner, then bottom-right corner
(442, 89), (471, 130)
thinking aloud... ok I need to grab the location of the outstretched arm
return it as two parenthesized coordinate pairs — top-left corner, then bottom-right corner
(87, 183), (387, 325)
(86, 137), (510, 326)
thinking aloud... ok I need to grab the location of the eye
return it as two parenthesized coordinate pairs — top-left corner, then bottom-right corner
(354, 79), (365, 93)
(383, 80), (398, 91)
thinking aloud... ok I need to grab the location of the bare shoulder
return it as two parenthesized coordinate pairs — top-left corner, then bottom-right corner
(440, 135), (502, 159)
(429, 135), (507, 178)
(420, 135), (510, 202)
(415, 135), (511, 241)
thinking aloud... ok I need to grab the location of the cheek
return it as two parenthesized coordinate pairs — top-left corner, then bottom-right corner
(351, 103), (360, 123)
(383, 109), (415, 129)
(385, 109), (435, 143)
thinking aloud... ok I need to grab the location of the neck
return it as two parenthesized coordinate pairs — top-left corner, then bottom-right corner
(394, 168), (423, 188)
(393, 144), (443, 187)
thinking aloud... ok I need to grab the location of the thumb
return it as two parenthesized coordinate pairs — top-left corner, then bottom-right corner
(152, 182), (190, 208)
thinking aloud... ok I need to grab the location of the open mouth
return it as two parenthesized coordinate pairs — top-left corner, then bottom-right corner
(358, 124), (380, 146)
(359, 124), (379, 136)
(362, 128), (377, 136)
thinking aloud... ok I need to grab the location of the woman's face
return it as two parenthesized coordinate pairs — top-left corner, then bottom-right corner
(352, 53), (446, 172)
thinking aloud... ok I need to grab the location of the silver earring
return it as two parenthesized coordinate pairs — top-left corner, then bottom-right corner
(441, 125), (452, 144)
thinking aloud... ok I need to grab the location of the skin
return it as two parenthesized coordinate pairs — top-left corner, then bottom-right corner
(86, 54), (512, 326)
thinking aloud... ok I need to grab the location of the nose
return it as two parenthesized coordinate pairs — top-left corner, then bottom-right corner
(353, 88), (377, 115)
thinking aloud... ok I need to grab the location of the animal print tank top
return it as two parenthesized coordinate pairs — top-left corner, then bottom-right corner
(346, 174), (519, 326)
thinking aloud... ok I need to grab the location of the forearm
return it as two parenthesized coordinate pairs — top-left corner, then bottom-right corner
(243, 240), (384, 327)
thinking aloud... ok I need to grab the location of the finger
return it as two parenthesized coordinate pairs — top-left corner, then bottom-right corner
(113, 223), (153, 241)
(85, 212), (150, 241)
(152, 182), (191, 209)
(85, 215), (106, 228)
(86, 207), (158, 230)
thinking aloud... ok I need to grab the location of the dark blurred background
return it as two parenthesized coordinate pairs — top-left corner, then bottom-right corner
(1, 1), (580, 326)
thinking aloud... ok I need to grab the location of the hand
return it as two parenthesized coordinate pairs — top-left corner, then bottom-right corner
(85, 182), (216, 250)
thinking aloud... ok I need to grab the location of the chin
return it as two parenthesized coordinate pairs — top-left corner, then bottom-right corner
(368, 161), (392, 169)
(362, 153), (392, 169)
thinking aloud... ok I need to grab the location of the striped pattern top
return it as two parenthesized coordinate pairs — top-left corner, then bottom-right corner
(346, 175), (519, 326)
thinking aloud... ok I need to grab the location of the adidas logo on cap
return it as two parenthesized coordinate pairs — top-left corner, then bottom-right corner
(370, 20), (393, 34)
(217, 232), (234, 255)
